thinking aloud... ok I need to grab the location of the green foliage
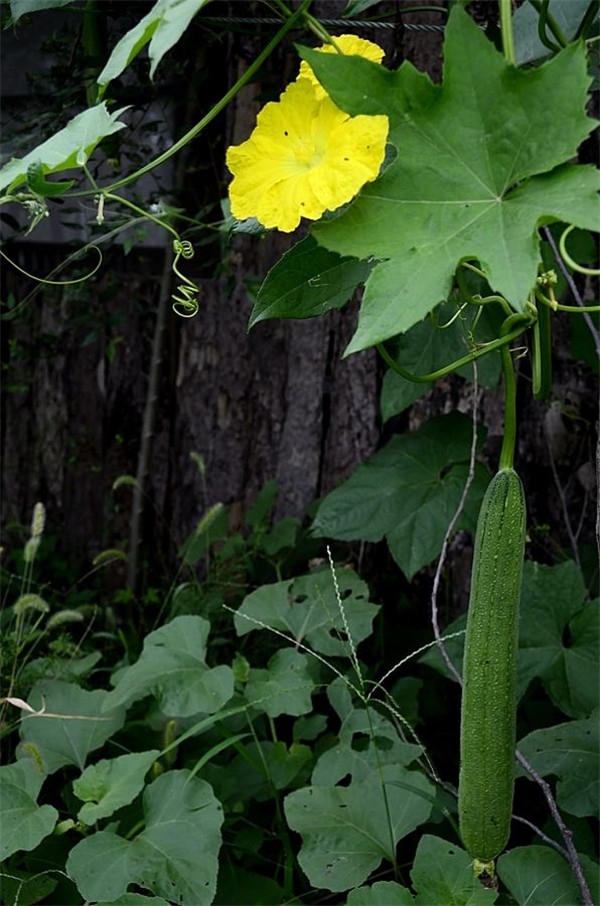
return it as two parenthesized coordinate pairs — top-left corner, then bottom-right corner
(9, 0), (73, 24)
(0, 759), (57, 859)
(518, 562), (599, 717)
(0, 104), (128, 193)
(66, 770), (223, 905)
(97, 0), (212, 94)
(285, 765), (434, 892)
(250, 236), (372, 327)
(73, 750), (160, 824)
(313, 413), (489, 578)
(512, 0), (593, 65)
(411, 834), (497, 905)
(2, 3), (598, 904)
(497, 845), (599, 905)
(235, 567), (379, 655)
(103, 615), (234, 717)
(381, 300), (503, 420)
(18, 680), (126, 774)
(517, 714), (599, 818)
(300, 7), (598, 352)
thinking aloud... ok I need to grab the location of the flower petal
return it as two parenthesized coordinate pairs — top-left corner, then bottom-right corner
(298, 34), (385, 98)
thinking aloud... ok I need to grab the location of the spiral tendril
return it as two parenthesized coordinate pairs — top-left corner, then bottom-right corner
(171, 240), (201, 317)
(559, 225), (600, 277)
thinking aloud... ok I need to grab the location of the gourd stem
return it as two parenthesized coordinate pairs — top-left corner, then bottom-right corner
(499, 0), (516, 65)
(377, 320), (529, 384)
(499, 343), (517, 470)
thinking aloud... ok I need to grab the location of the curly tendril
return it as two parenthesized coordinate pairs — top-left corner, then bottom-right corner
(171, 239), (201, 318)
(559, 225), (600, 277)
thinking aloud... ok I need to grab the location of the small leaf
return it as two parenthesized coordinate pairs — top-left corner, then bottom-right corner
(517, 714), (599, 818)
(67, 770), (224, 905)
(0, 759), (58, 859)
(245, 648), (315, 718)
(0, 869), (58, 906)
(17, 681), (126, 774)
(250, 236), (372, 328)
(73, 750), (160, 824)
(26, 160), (74, 197)
(103, 615), (234, 717)
(9, 0), (73, 23)
(0, 103), (128, 193)
(497, 845), (599, 906)
(97, 0), (211, 95)
(411, 834), (497, 905)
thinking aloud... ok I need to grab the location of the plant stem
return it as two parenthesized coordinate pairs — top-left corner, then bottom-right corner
(498, 343), (517, 470)
(499, 0), (516, 65)
(377, 318), (530, 383)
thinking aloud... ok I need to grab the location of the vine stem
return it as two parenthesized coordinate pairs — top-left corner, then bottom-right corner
(498, 343), (517, 471)
(499, 0), (516, 65)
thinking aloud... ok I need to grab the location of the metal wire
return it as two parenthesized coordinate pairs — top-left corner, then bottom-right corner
(201, 16), (445, 32)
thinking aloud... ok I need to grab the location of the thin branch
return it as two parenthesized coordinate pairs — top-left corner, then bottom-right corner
(515, 750), (593, 906)
(512, 813), (568, 857)
(429, 363), (479, 684)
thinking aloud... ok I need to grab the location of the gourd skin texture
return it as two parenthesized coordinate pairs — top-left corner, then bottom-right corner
(458, 468), (526, 863)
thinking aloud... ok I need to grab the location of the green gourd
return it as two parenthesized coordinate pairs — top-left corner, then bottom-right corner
(458, 467), (526, 867)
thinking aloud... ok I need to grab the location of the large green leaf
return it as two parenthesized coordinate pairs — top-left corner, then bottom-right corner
(381, 301), (502, 420)
(0, 759), (58, 859)
(312, 706), (422, 785)
(0, 103), (127, 193)
(345, 881), (415, 904)
(67, 770), (223, 905)
(95, 897), (170, 906)
(245, 648), (315, 718)
(312, 413), (489, 579)
(97, 0), (211, 94)
(518, 561), (598, 716)
(17, 680), (126, 774)
(284, 764), (433, 892)
(249, 236), (372, 327)
(103, 615), (234, 717)
(497, 845), (599, 906)
(411, 834), (497, 905)
(73, 750), (160, 824)
(235, 567), (379, 656)
(517, 714), (599, 817)
(300, 7), (598, 352)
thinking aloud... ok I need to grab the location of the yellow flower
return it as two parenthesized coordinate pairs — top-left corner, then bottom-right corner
(226, 78), (389, 233)
(298, 34), (385, 99)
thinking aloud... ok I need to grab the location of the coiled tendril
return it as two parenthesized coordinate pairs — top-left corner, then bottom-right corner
(172, 239), (201, 318)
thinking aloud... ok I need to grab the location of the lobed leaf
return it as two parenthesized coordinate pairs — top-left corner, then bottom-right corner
(67, 770), (223, 905)
(300, 7), (598, 352)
